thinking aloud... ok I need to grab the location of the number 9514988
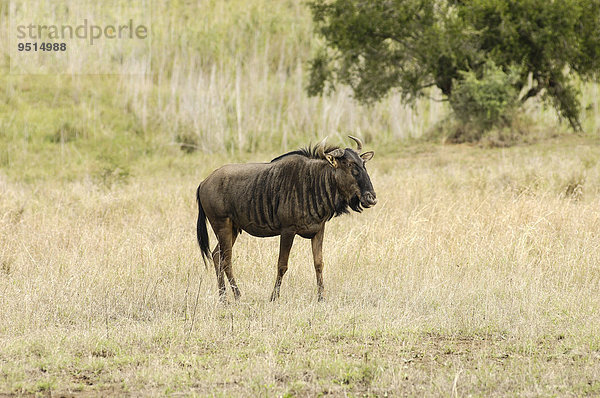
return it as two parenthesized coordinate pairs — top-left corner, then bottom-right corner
(18, 42), (67, 51)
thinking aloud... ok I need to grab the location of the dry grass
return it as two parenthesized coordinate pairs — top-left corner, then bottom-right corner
(1, 137), (600, 396)
(2, 1), (600, 394)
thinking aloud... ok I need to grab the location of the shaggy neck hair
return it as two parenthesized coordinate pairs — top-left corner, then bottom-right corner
(270, 145), (342, 162)
(270, 144), (360, 217)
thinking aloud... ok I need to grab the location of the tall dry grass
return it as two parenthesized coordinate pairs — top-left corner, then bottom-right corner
(117, 0), (448, 152)
(1, 139), (600, 395)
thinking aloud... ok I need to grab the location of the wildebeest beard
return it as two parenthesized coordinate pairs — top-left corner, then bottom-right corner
(332, 193), (362, 216)
(349, 195), (363, 213)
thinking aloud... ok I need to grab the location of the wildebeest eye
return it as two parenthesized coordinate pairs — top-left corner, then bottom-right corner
(351, 168), (359, 176)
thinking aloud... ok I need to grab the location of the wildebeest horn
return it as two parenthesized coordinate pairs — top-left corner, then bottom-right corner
(348, 135), (363, 152)
(317, 137), (328, 158)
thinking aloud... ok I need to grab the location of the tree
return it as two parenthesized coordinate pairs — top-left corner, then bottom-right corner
(307, 0), (600, 132)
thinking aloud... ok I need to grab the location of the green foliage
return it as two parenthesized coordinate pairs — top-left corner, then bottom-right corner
(48, 122), (86, 144)
(450, 61), (519, 134)
(174, 132), (199, 154)
(309, 0), (449, 104)
(307, 47), (334, 97)
(308, 0), (600, 132)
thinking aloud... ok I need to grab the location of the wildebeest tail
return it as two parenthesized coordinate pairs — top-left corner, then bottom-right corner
(196, 184), (210, 267)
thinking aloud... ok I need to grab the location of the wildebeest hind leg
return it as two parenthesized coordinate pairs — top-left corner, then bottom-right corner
(210, 244), (224, 300)
(270, 233), (295, 301)
(224, 229), (241, 300)
(212, 220), (234, 303)
(211, 243), (226, 302)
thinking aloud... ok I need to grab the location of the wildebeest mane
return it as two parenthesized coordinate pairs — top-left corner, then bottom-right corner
(270, 144), (342, 163)
(269, 144), (353, 218)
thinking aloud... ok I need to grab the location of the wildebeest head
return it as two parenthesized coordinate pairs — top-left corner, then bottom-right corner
(319, 136), (377, 212)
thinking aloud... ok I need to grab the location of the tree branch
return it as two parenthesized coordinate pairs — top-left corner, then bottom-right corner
(519, 85), (541, 104)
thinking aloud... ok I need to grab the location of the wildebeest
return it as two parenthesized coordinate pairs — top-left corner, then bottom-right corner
(196, 136), (377, 302)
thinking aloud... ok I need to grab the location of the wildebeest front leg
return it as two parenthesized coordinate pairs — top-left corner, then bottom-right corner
(270, 232), (295, 301)
(312, 225), (326, 301)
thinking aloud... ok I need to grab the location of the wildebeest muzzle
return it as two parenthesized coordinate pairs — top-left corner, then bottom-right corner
(361, 191), (377, 208)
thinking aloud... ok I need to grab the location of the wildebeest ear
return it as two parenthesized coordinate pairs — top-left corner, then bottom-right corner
(324, 153), (337, 167)
(324, 148), (344, 168)
(360, 151), (374, 162)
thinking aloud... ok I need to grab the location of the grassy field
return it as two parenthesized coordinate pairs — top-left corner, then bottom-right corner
(2, 0), (600, 395)
(2, 136), (600, 396)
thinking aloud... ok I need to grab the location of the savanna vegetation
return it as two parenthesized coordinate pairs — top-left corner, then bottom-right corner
(309, 0), (600, 139)
(1, 0), (600, 396)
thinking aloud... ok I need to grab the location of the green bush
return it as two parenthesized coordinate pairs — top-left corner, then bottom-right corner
(449, 62), (519, 141)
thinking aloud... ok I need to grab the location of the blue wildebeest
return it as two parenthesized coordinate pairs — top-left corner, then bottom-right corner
(196, 136), (377, 302)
